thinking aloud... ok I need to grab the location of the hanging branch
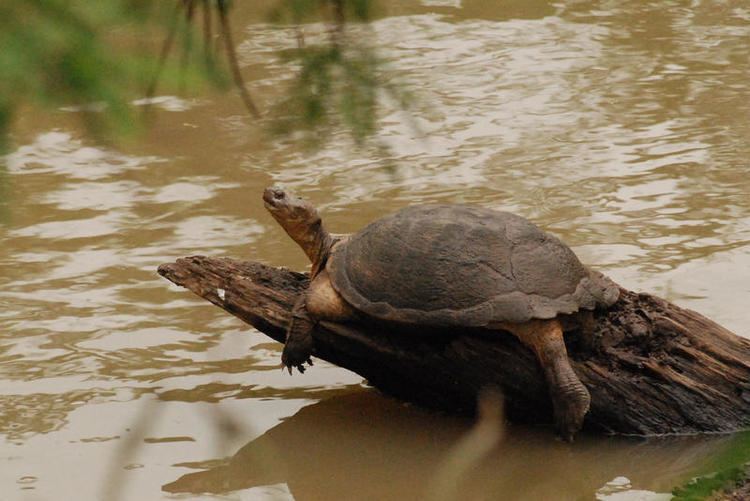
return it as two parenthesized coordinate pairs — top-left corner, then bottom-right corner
(178, 0), (198, 94)
(217, 0), (261, 118)
(145, 0), (184, 101)
(145, 0), (260, 118)
(201, 0), (213, 63)
(330, 0), (346, 45)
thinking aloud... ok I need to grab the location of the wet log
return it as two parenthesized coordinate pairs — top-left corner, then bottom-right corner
(158, 256), (750, 435)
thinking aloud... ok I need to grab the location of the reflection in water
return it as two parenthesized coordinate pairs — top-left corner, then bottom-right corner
(1, 1), (749, 499)
(164, 390), (729, 500)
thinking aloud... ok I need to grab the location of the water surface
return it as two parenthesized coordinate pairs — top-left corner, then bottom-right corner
(2, 1), (749, 499)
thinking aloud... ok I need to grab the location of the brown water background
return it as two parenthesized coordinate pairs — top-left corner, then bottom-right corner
(2, 1), (750, 499)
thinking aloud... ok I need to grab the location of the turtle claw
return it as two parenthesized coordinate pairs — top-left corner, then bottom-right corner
(552, 388), (590, 442)
(281, 339), (313, 374)
(280, 359), (309, 375)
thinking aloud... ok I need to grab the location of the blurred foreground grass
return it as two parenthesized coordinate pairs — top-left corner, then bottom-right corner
(0, 0), (222, 145)
(0, 0), (403, 152)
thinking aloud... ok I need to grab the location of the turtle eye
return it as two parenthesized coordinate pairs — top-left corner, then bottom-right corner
(263, 186), (288, 207)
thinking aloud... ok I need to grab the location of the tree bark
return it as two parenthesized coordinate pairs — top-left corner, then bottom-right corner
(158, 255), (750, 435)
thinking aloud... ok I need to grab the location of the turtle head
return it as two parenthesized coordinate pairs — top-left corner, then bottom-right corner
(263, 186), (321, 229)
(264, 187), (328, 266)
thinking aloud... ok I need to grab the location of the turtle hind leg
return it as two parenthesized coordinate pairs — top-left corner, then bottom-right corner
(501, 318), (591, 442)
(282, 296), (315, 374)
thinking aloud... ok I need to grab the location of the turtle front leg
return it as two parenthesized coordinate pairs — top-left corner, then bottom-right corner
(501, 319), (591, 441)
(282, 296), (315, 374)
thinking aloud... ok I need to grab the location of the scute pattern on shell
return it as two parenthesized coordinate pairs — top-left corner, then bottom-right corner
(327, 205), (619, 326)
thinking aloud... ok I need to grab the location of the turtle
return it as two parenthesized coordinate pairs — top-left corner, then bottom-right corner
(263, 186), (619, 440)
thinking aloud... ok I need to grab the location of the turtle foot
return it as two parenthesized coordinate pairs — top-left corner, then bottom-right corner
(283, 296), (316, 374)
(553, 385), (591, 442)
(281, 336), (313, 375)
(506, 318), (591, 442)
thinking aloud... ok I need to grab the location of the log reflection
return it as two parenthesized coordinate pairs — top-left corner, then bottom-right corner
(164, 390), (732, 500)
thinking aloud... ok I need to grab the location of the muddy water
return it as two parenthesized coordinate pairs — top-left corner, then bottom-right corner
(2, 1), (750, 500)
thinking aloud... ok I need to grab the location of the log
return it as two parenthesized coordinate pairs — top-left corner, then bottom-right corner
(158, 256), (750, 435)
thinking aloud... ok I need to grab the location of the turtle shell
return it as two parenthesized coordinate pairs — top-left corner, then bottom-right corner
(327, 205), (619, 326)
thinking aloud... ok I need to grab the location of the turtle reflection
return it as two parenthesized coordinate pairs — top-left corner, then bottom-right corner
(164, 390), (730, 500)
